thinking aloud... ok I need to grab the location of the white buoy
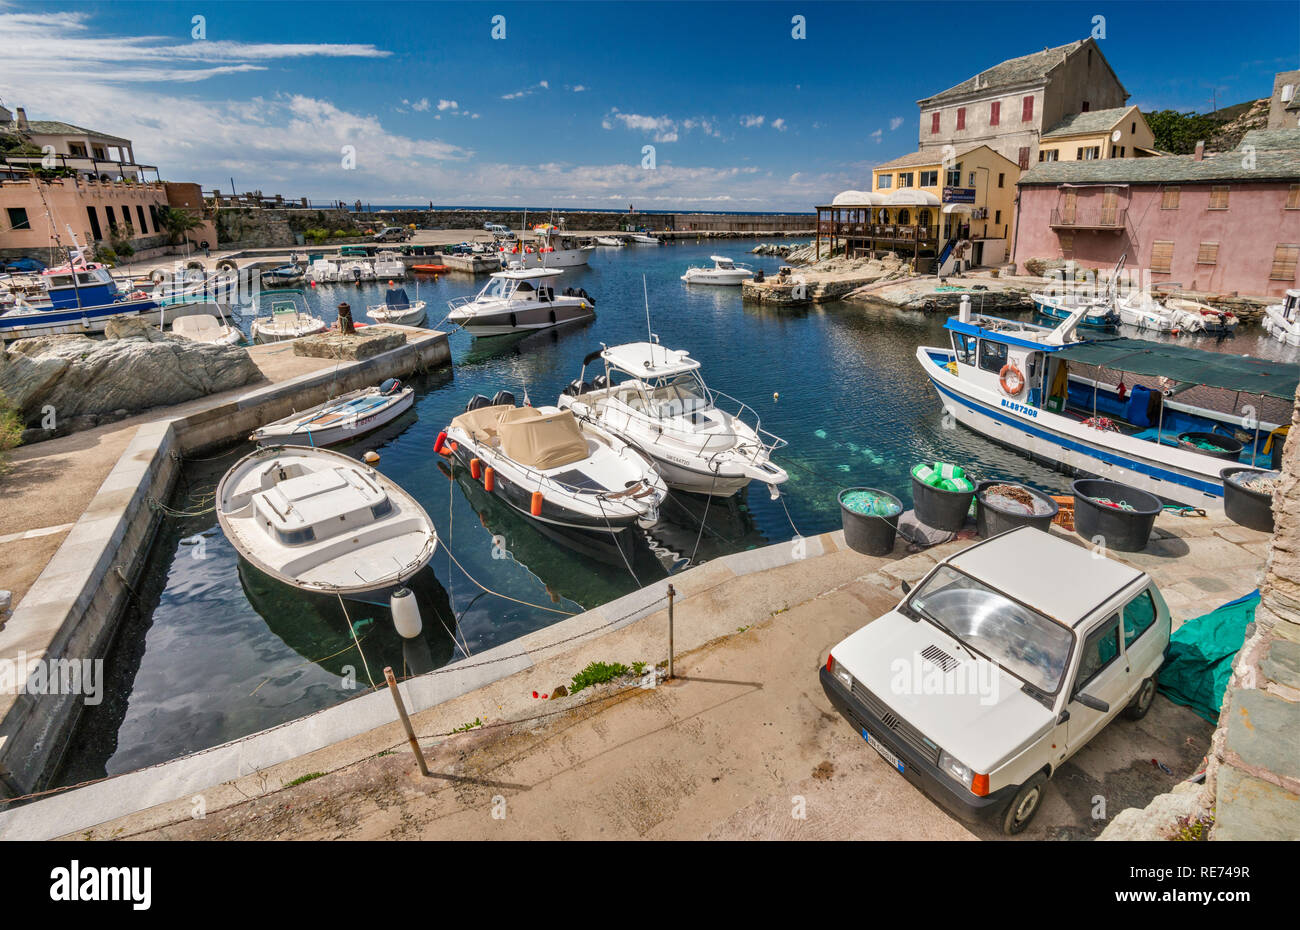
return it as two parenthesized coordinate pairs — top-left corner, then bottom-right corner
(390, 586), (422, 638)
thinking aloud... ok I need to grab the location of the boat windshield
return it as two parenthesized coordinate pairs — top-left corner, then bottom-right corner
(908, 565), (1073, 693)
(625, 372), (714, 420)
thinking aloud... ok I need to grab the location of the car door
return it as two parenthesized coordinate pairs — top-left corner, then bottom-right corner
(1064, 613), (1131, 757)
(1121, 586), (1168, 682)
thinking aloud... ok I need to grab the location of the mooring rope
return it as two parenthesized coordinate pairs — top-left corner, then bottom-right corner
(336, 593), (377, 690)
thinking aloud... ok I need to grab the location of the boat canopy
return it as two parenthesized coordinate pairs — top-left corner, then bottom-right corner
(602, 341), (700, 377)
(498, 407), (589, 469)
(1053, 337), (1300, 400)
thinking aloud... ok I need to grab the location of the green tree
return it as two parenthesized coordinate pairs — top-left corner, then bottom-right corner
(158, 206), (204, 245)
(1144, 109), (1222, 155)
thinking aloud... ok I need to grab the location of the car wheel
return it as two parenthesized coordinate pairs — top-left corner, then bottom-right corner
(1000, 772), (1046, 836)
(1123, 674), (1157, 721)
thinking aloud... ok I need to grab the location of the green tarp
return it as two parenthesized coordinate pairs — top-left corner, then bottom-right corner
(1054, 338), (1300, 401)
(1157, 590), (1259, 723)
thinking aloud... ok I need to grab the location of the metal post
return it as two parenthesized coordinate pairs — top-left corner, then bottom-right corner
(384, 666), (429, 777)
(666, 584), (676, 680)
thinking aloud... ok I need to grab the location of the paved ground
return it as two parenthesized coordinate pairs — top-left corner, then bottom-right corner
(93, 512), (1254, 842)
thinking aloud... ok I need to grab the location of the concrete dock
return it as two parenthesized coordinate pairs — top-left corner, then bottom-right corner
(0, 507), (1267, 841)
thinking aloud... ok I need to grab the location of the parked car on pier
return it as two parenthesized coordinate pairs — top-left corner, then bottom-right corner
(820, 526), (1171, 835)
(373, 226), (412, 243)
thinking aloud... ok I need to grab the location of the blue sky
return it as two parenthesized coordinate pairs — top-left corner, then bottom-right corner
(2, 0), (1296, 210)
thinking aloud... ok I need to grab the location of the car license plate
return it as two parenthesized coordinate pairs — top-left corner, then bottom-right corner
(862, 729), (904, 774)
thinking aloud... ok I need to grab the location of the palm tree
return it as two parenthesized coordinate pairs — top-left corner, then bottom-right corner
(158, 206), (204, 246)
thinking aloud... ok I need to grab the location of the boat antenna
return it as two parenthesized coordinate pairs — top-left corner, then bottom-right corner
(643, 274), (653, 342)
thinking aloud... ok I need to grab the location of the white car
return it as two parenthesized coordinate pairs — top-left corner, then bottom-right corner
(821, 526), (1171, 835)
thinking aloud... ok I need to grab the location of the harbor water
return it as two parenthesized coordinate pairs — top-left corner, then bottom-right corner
(53, 238), (1292, 784)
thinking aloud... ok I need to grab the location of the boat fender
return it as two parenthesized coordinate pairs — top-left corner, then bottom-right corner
(999, 363), (1025, 396)
(470, 457), (482, 480)
(484, 466), (495, 492)
(531, 491), (544, 516)
(390, 587), (423, 639)
(509, 312), (518, 328)
(434, 430), (448, 453)
(363, 451), (380, 464)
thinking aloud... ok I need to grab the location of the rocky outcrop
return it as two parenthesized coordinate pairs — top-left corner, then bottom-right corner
(0, 317), (263, 438)
(292, 326), (406, 360)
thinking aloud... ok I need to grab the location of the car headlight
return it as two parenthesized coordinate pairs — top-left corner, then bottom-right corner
(827, 655), (854, 690)
(939, 750), (974, 788)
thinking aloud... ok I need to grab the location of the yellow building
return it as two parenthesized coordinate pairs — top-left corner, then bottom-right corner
(1036, 105), (1158, 162)
(815, 144), (1020, 272)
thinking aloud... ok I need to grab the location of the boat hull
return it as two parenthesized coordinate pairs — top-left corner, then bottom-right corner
(917, 346), (1228, 507)
(448, 300), (594, 336)
(253, 388), (415, 446)
(0, 297), (157, 339)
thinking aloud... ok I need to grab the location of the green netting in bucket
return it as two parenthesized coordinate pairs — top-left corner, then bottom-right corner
(840, 489), (903, 518)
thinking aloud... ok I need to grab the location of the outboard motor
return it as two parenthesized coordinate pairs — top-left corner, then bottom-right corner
(592, 374), (609, 390)
(466, 394), (492, 412)
(351, 267), (362, 283)
(577, 288), (595, 306)
(380, 378), (401, 395)
(492, 390), (516, 407)
(563, 379), (592, 397)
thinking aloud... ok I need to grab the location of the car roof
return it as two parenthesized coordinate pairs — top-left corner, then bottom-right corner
(942, 527), (1146, 627)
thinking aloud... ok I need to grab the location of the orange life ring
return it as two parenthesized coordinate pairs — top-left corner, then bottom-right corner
(999, 363), (1025, 396)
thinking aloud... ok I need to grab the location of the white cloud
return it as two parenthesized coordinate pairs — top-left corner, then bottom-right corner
(889, 116), (904, 131)
(570, 85), (587, 92)
(870, 129), (884, 142)
(771, 117), (787, 132)
(740, 114), (765, 128)
(436, 99), (457, 111)
(411, 98), (431, 112)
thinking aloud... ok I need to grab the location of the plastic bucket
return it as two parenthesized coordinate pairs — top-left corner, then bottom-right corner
(975, 481), (1060, 538)
(911, 475), (975, 533)
(1271, 433), (1286, 471)
(1070, 479), (1161, 551)
(839, 488), (902, 556)
(1220, 467), (1277, 533)
(1177, 431), (1242, 462)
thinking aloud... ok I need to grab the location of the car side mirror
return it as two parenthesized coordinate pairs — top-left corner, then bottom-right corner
(1057, 709), (1070, 724)
(1074, 692), (1110, 713)
(900, 580), (912, 594)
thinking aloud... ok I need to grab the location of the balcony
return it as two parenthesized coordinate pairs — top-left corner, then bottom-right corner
(1049, 208), (1127, 231)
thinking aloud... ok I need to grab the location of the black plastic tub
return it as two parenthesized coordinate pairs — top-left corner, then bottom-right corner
(839, 488), (902, 556)
(1272, 432), (1286, 471)
(1220, 467), (1278, 533)
(911, 475), (975, 533)
(1177, 431), (1243, 461)
(975, 481), (1060, 538)
(1070, 479), (1162, 551)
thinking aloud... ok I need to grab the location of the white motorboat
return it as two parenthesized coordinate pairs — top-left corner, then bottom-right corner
(307, 258), (340, 283)
(367, 285), (426, 325)
(1114, 289), (1209, 334)
(629, 234), (659, 245)
(251, 379), (415, 447)
(171, 310), (242, 346)
(0, 243), (157, 340)
(1263, 290), (1300, 346)
(373, 251), (407, 278)
(915, 296), (1290, 509)
(1031, 291), (1120, 330)
(495, 224), (594, 268)
(681, 255), (753, 286)
(446, 266), (595, 336)
(439, 392), (666, 533)
(1165, 296), (1238, 334)
(216, 445), (437, 597)
(556, 340), (789, 498)
(249, 290), (328, 343)
(595, 236), (625, 247)
(337, 259), (376, 283)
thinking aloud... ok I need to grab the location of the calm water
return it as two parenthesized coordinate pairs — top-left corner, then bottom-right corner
(54, 239), (1294, 783)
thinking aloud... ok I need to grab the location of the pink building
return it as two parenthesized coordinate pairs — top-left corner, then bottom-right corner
(1013, 129), (1300, 298)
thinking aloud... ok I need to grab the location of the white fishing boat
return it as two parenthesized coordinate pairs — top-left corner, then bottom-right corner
(495, 224), (594, 269)
(1115, 290), (1206, 334)
(440, 392), (666, 534)
(171, 310), (242, 346)
(366, 285), (426, 325)
(629, 234), (659, 245)
(446, 266), (595, 336)
(557, 340), (789, 498)
(1263, 290), (1300, 346)
(249, 290), (328, 343)
(216, 445), (437, 597)
(1166, 296), (1238, 334)
(1031, 291), (1120, 330)
(337, 259), (376, 283)
(595, 236), (625, 247)
(681, 255), (753, 286)
(307, 258), (340, 283)
(372, 251), (407, 278)
(915, 296), (1293, 508)
(251, 379), (415, 447)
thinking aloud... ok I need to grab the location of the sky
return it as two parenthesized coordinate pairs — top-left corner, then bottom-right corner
(1, 0), (1296, 211)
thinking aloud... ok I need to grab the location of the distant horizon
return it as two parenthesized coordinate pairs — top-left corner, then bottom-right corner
(4, 1), (1295, 210)
(315, 204), (816, 216)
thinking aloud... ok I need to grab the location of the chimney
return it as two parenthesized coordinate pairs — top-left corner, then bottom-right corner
(1193, 140), (1205, 161)
(15, 107), (29, 130)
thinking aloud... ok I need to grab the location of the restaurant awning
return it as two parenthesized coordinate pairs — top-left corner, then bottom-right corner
(1053, 337), (1300, 400)
(941, 203), (974, 214)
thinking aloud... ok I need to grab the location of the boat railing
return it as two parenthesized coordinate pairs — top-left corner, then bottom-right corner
(701, 388), (788, 459)
(446, 294), (478, 312)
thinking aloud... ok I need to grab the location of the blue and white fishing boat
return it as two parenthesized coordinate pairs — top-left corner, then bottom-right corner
(1031, 291), (1120, 330)
(916, 296), (1296, 508)
(250, 379), (415, 447)
(0, 246), (157, 340)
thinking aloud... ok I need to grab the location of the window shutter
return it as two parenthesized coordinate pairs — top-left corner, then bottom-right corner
(956, 107), (966, 130)
(1288, 184), (1300, 209)
(1022, 96), (1034, 122)
(931, 112), (940, 135)
(1208, 186), (1230, 210)
(990, 101), (1000, 125)
(1018, 146), (1030, 170)
(1161, 187), (1180, 209)
(1196, 242), (1219, 265)
(1150, 240), (1175, 274)
(1271, 244), (1300, 281)
(1059, 232), (1074, 252)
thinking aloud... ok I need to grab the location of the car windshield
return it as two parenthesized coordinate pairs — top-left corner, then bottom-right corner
(909, 565), (1073, 693)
